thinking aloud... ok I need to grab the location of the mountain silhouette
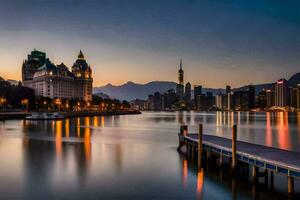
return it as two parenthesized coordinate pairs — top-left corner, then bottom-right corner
(93, 72), (300, 101)
(288, 72), (300, 87)
(93, 81), (225, 101)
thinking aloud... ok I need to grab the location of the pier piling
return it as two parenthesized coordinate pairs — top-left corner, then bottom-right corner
(270, 171), (274, 189)
(178, 125), (300, 196)
(287, 176), (294, 196)
(252, 166), (258, 182)
(219, 154), (223, 166)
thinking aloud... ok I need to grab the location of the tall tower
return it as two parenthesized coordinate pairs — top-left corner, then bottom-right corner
(176, 59), (184, 102)
(274, 79), (288, 107)
(72, 50), (93, 102)
(178, 59), (184, 85)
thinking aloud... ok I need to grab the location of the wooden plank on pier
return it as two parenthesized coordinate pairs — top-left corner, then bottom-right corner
(185, 134), (300, 178)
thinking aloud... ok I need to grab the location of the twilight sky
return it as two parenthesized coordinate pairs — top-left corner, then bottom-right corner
(0, 0), (300, 88)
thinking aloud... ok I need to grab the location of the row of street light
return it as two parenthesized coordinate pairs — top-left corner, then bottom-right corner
(0, 96), (125, 113)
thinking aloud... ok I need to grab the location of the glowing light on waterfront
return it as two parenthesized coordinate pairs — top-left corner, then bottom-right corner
(84, 117), (91, 162)
(101, 116), (105, 127)
(55, 120), (63, 158)
(182, 159), (188, 188)
(216, 111), (221, 136)
(276, 112), (290, 150)
(65, 119), (70, 138)
(196, 169), (204, 196)
(77, 118), (81, 137)
(21, 99), (29, 111)
(266, 112), (272, 147)
(93, 117), (99, 127)
(84, 117), (91, 136)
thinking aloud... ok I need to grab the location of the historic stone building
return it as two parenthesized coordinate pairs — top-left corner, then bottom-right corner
(22, 49), (93, 102)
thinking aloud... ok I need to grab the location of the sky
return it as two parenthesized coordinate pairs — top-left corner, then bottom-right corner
(0, 0), (300, 88)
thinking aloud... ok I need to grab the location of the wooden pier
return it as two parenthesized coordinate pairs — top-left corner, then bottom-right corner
(178, 124), (300, 196)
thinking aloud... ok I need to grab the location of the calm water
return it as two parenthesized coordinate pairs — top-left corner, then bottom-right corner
(0, 111), (300, 199)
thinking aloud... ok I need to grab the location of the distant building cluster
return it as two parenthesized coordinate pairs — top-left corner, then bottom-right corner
(22, 50), (93, 102)
(257, 79), (300, 111)
(132, 60), (300, 112)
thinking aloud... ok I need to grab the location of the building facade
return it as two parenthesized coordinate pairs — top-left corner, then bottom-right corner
(266, 89), (274, 108)
(154, 92), (164, 111)
(215, 94), (223, 110)
(290, 84), (300, 109)
(185, 82), (191, 104)
(22, 50), (93, 102)
(233, 85), (255, 111)
(274, 79), (288, 107)
(194, 85), (202, 109)
(257, 89), (267, 109)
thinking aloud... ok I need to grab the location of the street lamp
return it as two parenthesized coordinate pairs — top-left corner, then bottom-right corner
(0, 97), (7, 113)
(54, 98), (61, 112)
(43, 100), (48, 111)
(101, 103), (105, 111)
(21, 99), (29, 112)
(77, 102), (81, 111)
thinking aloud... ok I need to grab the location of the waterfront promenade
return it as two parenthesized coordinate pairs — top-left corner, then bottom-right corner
(0, 110), (140, 120)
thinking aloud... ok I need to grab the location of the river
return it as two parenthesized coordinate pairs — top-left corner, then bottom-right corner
(0, 111), (299, 199)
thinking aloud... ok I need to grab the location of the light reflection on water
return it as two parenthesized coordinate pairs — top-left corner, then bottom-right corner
(0, 111), (299, 199)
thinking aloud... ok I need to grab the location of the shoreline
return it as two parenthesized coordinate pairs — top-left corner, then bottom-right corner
(0, 110), (141, 120)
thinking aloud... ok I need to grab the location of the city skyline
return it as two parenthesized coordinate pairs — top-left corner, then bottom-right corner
(1, 1), (300, 88)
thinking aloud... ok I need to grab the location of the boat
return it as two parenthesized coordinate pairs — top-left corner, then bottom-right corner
(25, 112), (65, 120)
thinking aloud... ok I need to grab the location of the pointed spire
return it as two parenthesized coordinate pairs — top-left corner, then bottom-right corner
(78, 50), (84, 59)
(180, 59), (183, 70)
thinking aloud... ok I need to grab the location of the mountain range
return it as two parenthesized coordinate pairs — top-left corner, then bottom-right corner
(93, 72), (300, 101)
(93, 81), (226, 101)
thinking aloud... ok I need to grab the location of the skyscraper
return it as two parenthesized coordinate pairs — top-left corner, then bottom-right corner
(266, 89), (274, 108)
(194, 85), (202, 108)
(176, 59), (184, 101)
(154, 92), (163, 111)
(185, 82), (191, 104)
(232, 85), (255, 111)
(178, 59), (184, 85)
(163, 89), (176, 109)
(274, 79), (288, 107)
(290, 84), (300, 109)
(224, 85), (232, 110)
(215, 94), (223, 110)
(257, 89), (267, 109)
